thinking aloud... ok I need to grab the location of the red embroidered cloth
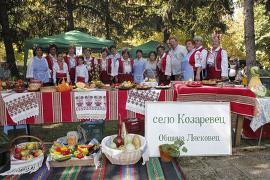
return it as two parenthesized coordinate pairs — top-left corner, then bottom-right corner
(0, 89), (175, 126)
(174, 83), (257, 117)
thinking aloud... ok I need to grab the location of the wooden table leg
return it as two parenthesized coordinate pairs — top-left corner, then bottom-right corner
(234, 115), (244, 146)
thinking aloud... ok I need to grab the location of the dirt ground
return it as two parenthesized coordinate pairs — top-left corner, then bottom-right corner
(2, 121), (270, 180)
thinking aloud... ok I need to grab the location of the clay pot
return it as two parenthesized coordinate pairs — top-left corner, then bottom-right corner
(159, 145), (173, 162)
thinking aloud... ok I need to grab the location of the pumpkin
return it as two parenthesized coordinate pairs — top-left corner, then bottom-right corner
(57, 78), (72, 92)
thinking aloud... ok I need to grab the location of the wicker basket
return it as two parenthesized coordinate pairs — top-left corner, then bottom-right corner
(101, 134), (147, 165)
(28, 81), (42, 91)
(40, 86), (57, 92)
(0, 135), (45, 176)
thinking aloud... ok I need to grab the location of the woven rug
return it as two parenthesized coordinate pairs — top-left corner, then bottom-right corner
(0, 157), (185, 180)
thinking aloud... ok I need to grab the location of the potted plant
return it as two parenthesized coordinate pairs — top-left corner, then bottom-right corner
(159, 140), (187, 162)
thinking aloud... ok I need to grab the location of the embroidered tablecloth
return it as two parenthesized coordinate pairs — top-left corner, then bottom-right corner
(0, 89), (175, 125)
(126, 89), (161, 115)
(174, 83), (257, 117)
(250, 98), (270, 131)
(1, 92), (39, 124)
(74, 91), (106, 120)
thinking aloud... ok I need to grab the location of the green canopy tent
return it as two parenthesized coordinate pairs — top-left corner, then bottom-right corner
(130, 40), (166, 58)
(23, 30), (114, 76)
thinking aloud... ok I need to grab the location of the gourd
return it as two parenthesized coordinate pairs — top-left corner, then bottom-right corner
(57, 78), (71, 92)
(132, 135), (141, 149)
(126, 143), (135, 151)
(249, 66), (267, 97)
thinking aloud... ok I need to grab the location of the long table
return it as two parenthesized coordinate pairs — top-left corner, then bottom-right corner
(174, 83), (257, 146)
(0, 89), (175, 126)
(0, 84), (258, 146)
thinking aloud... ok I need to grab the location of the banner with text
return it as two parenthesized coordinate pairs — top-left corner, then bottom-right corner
(145, 102), (231, 156)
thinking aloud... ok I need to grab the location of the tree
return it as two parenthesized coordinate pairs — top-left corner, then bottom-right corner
(244, 0), (256, 81)
(0, 0), (19, 77)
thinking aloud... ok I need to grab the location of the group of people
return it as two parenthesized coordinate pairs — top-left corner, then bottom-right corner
(26, 34), (229, 85)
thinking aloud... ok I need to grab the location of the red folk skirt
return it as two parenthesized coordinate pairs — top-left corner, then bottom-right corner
(207, 65), (221, 80)
(118, 73), (133, 83)
(69, 67), (76, 84)
(77, 76), (85, 83)
(100, 71), (111, 84)
(158, 71), (170, 85)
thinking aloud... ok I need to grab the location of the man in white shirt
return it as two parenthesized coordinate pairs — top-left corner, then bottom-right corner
(107, 45), (121, 83)
(193, 35), (208, 80)
(207, 36), (228, 80)
(166, 37), (187, 80)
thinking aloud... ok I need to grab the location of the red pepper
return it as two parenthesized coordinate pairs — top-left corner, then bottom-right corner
(76, 153), (84, 159)
(61, 149), (70, 155)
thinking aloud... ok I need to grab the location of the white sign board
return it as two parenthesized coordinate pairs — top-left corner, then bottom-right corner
(145, 102), (231, 156)
(76, 46), (83, 56)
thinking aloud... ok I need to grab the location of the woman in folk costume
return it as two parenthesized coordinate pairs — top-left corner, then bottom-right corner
(45, 44), (58, 71)
(207, 34), (228, 80)
(182, 39), (195, 81)
(26, 46), (51, 85)
(53, 52), (70, 85)
(118, 49), (134, 83)
(145, 51), (158, 80)
(157, 45), (171, 85)
(64, 45), (79, 84)
(107, 45), (121, 84)
(75, 56), (89, 83)
(133, 49), (147, 84)
(99, 48), (110, 84)
(84, 48), (93, 70)
(189, 35), (208, 81)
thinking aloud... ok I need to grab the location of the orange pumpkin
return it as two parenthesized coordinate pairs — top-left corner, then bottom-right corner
(57, 78), (72, 92)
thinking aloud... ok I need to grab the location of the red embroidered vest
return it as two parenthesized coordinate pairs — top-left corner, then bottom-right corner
(119, 59), (134, 74)
(64, 55), (79, 70)
(161, 54), (167, 72)
(45, 55), (54, 71)
(107, 57), (121, 74)
(189, 47), (204, 70)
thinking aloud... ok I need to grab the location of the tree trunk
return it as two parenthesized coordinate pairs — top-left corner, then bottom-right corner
(244, 0), (256, 82)
(163, 27), (170, 43)
(0, 0), (19, 78)
(103, 0), (111, 39)
(66, 0), (75, 31)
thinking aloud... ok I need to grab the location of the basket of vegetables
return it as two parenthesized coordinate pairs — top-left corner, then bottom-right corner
(0, 135), (45, 176)
(101, 133), (147, 165)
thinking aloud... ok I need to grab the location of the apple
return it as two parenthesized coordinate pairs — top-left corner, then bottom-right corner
(15, 147), (22, 154)
(21, 150), (29, 157)
(27, 143), (34, 150)
(14, 153), (22, 160)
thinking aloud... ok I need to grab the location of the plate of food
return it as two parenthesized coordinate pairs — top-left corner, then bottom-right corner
(136, 84), (151, 90)
(202, 80), (217, 86)
(186, 81), (202, 87)
(155, 83), (171, 89)
(118, 81), (135, 90)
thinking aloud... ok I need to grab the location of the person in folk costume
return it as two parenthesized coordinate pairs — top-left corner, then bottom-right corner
(45, 44), (58, 71)
(118, 49), (134, 83)
(99, 48), (111, 84)
(228, 57), (237, 82)
(75, 56), (89, 83)
(207, 34), (228, 80)
(166, 37), (188, 81)
(53, 52), (70, 85)
(189, 35), (208, 81)
(107, 45), (121, 84)
(84, 48), (93, 70)
(157, 45), (171, 85)
(26, 46), (51, 85)
(64, 45), (79, 84)
(133, 49), (147, 84)
(182, 39), (195, 81)
(145, 51), (158, 80)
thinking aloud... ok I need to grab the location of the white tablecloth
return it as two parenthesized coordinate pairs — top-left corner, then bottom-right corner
(250, 98), (270, 131)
